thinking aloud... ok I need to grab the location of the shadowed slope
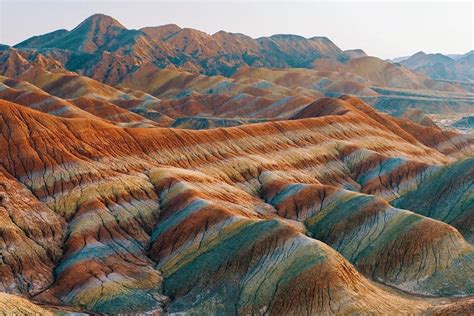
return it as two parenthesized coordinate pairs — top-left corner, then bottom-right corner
(393, 158), (474, 243)
(0, 293), (53, 315)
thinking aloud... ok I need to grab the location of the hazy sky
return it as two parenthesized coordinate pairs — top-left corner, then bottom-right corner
(0, 0), (472, 59)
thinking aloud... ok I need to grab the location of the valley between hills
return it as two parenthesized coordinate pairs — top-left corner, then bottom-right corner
(0, 13), (473, 315)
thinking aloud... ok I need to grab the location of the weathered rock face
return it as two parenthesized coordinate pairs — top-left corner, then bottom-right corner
(261, 174), (473, 296)
(0, 89), (473, 313)
(0, 75), (161, 127)
(0, 48), (66, 78)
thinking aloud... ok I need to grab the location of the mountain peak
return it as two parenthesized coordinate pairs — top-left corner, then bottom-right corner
(140, 24), (182, 41)
(343, 49), (368, 59)
(14, 14), (128, 54)
(73, 13), (125, 32)
(270, 34), (307, 41)
(412, 51), (426, 57)
(66, 14), (128, 53)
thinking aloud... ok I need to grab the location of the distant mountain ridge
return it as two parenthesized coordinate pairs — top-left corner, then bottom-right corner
(396, 51), (474, 82)
(8, 14), (474, 86)
(14, 13), (349, 83)
(400, 51), (454, 69)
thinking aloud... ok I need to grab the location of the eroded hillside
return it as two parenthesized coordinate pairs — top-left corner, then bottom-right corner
(0, 91), (473, 313)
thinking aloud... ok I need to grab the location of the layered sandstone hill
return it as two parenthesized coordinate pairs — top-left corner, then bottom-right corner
(4, 13), (472, 86)
(0, 91), (473, 313)
(0, 48), (67, 78)
(12, 13), (473, 92)
(393, 158), (473, 243)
